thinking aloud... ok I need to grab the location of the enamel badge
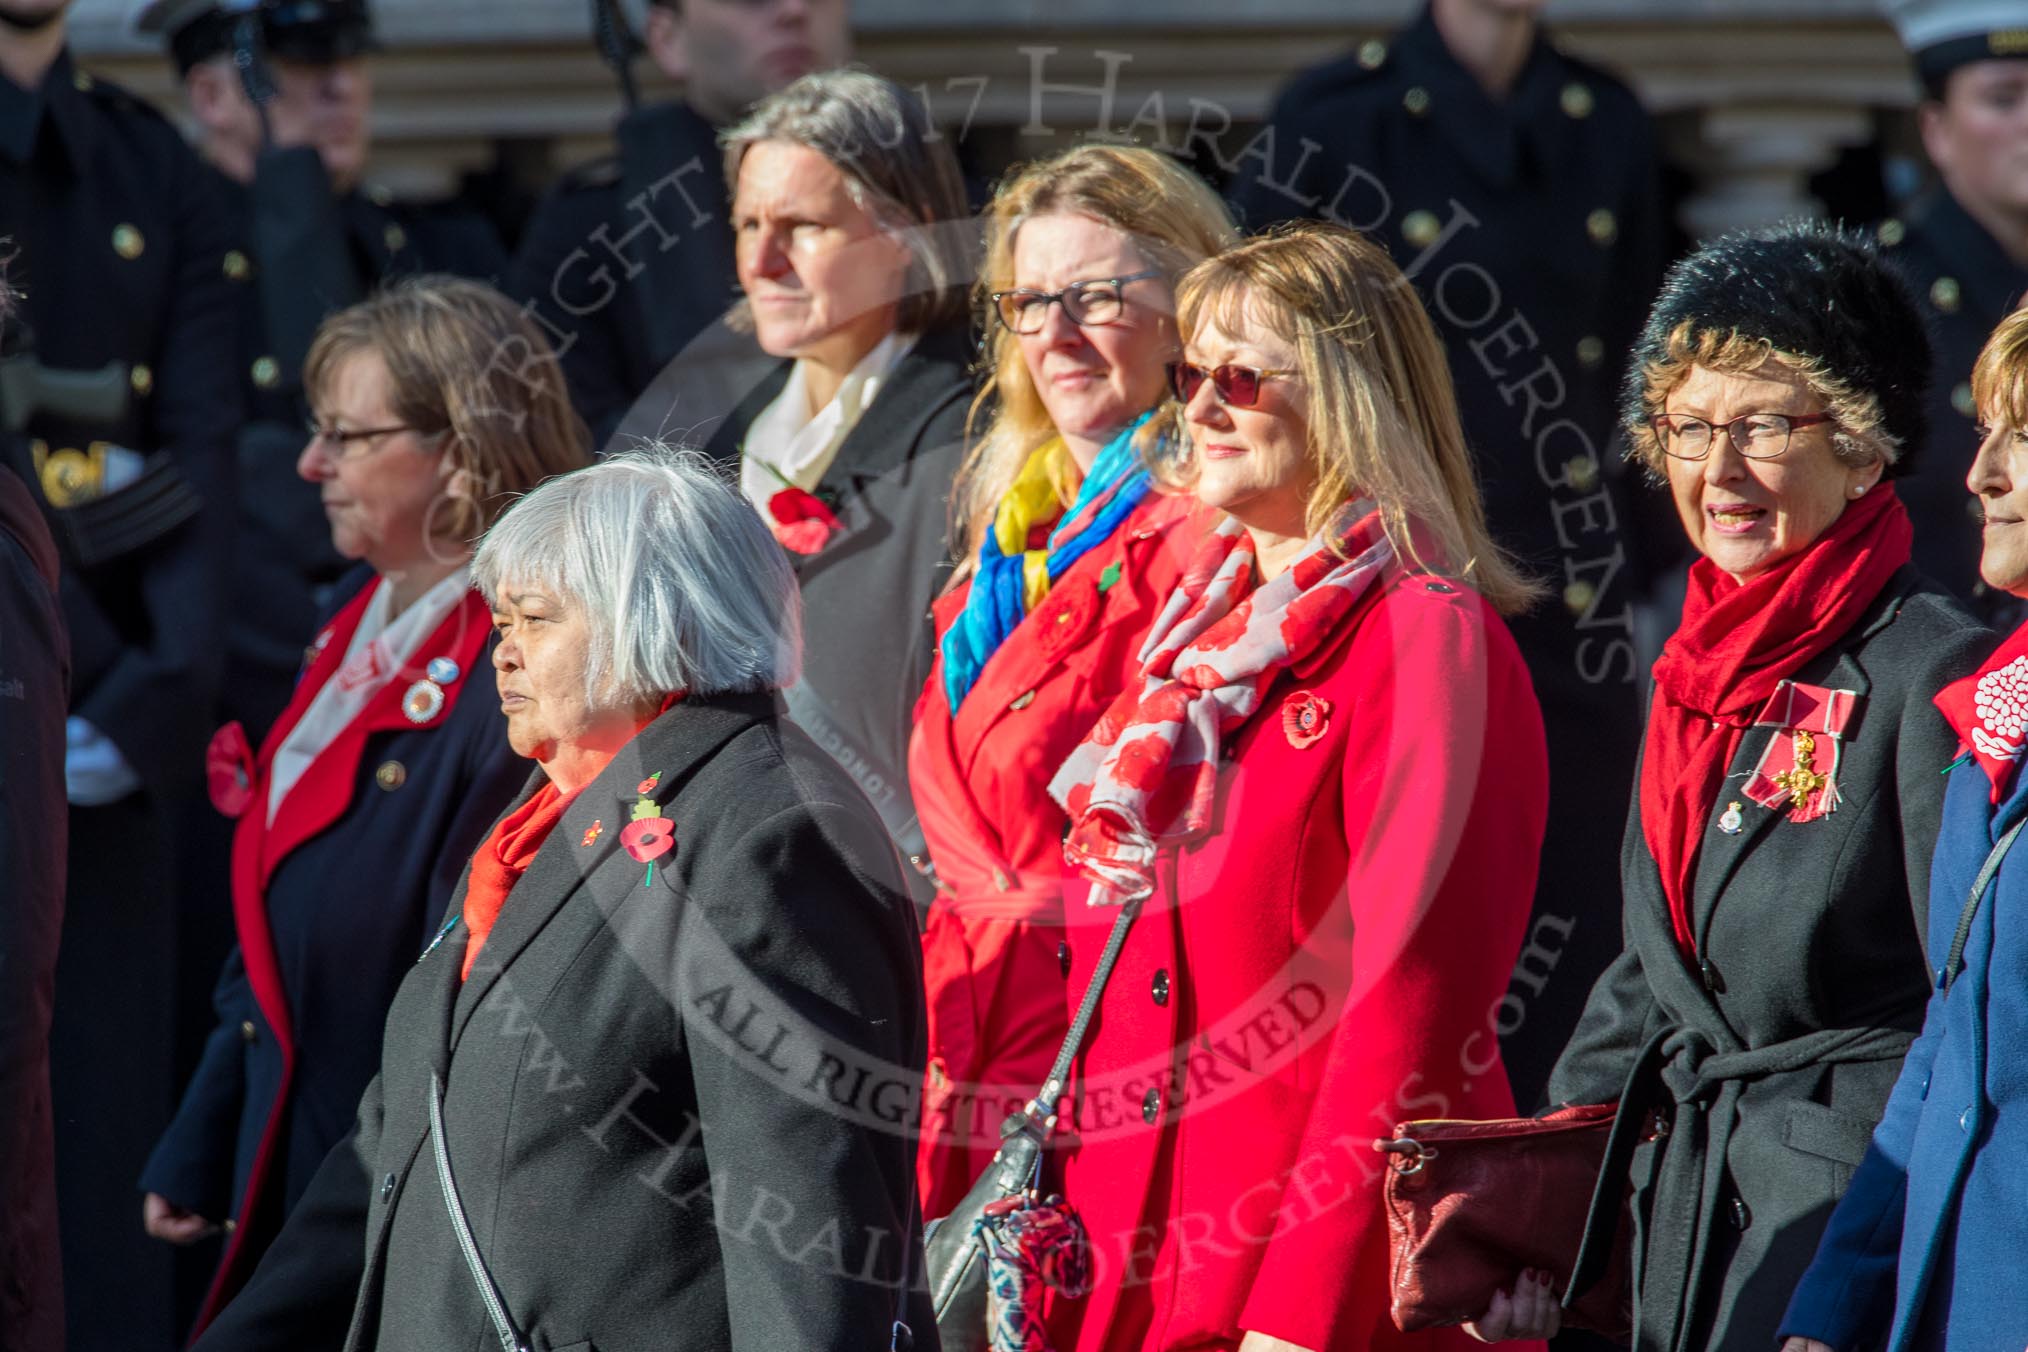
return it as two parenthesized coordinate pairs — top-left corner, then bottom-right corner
(1741, 681), (1860, 823)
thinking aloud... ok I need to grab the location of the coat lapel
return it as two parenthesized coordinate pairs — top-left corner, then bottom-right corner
(447, 692), (776, 1048)
(808, 324), (972, 510)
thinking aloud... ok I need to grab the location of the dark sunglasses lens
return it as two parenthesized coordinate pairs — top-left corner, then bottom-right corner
(1170, 362), (1205, 402)
(1214, 366), (1262, 406)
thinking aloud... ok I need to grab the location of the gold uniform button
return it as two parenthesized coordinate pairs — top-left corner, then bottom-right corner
(1877, 219), (1906, 247)
(223, 249), (252, 281)
(383, 223), (407, 253)
(1931, 277), (1962, 313)
(366, 183), (394, 207)
(375, 760), (407, 791)
(1586, 209), (1618, 247)
(1403, 86), (1431, 117)
(1357, 39), (1387, 70)
(1567, 455), (1600, 491)
(130, 364), (153, 396)
(251, 356), (280, 389)
(239, 1019), (257, 1043)
(1563, 579), (1597, 615)
(72, 69), (93, 92)
(1576, 335), (1605, 369)
(112, 224), (144, 259)
(1401, 209), (1441, 249)
(1560, 82), (1595, 119)
(1954, 381), (1977, 418)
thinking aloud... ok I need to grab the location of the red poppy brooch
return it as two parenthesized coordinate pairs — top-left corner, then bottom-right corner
(206, 721), (255, 818)
(751, 457), (842, 555)
(1282, 691), (1333, 750)
(621, 776), (674, 887)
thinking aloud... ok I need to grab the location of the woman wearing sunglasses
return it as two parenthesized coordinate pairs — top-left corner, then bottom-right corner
(1472, 225), (1988, 1351)
(1040, 220), (1549, 1352)
(908, 144), (1233, 1218)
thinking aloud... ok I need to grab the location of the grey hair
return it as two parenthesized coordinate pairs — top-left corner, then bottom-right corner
(472, 445), (801, 706)
(722, 67), (973, 333)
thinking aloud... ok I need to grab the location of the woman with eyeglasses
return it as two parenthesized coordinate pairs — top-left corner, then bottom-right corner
(908, 144), (1232, 1219)
(1470, 225), (1989, 1352)
(1038, 220), (1548, 1352)
(138, 276), (588, 1335)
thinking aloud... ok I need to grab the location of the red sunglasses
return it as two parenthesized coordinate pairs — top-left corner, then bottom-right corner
(1168, 361), (1297, 408)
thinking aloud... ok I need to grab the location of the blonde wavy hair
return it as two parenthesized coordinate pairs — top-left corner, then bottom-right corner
(1167, 222), (1539, 615)
(949, 145), (1237, 569)
(1973, 303), (2028, 433)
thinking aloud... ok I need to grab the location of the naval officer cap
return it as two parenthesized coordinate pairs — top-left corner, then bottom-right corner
(135, 0), (378, 76)
(1882, 0), (2028, 96)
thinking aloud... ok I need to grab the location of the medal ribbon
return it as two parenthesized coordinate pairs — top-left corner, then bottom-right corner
(1740, 680), (1861, 822)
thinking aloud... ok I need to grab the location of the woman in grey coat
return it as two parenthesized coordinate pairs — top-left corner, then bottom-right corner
(1472, 224), (1990, 1351)
(191, 448), (933, 1352)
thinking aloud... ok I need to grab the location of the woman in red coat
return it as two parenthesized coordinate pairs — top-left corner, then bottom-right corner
(910, 144), (1234, 1215)
(1041, 223), (1551, 1352)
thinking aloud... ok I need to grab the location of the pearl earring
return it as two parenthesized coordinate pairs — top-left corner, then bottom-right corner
(1851, 484), (1868, 498)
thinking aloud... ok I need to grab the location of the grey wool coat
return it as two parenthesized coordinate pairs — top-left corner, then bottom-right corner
(191, 692), (937, 1352)
(1547, 569), (1989, 1352)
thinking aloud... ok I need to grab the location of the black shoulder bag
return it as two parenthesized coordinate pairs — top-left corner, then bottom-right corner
(921, 895), (1141, 1352)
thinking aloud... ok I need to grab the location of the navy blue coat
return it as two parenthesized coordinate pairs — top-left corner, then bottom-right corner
(140, 570), (524, 1329)
(1784, 686), (2028, 1350)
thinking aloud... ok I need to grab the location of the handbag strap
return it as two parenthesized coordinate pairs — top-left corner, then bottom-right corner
(1941, 816), (2026, 993)
(990, 893), (1143, 1194)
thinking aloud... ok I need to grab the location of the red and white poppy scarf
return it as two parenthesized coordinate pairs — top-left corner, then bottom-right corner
(1936, 616), (2028, 805)
(1048, 502), (1393, 904)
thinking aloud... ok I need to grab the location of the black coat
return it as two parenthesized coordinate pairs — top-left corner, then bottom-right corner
(191, 692), (935, 1352)
(0, 467), (68, 1352)
(1226, 3), (1676, 1108)
(0, 48), (240, 1351)
(1547, 569), (1989, 1352)
(508, 101), (742, 449)
(701, 323), (974, 877)
(1881, 190), (2028, 615)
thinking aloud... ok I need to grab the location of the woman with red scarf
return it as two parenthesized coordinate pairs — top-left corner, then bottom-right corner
(909, 145), (1233, 1217)
(1475, 224), (1990, 1352)
(1034, 222), (1549, 1352)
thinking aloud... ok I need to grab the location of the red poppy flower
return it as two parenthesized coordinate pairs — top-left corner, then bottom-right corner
(620, 817), (676, 863)
(636, 774), (661, 795)
(1282, 691), (1333, 749)
(206, 721), (254, 818)
(768, 488), (843, 555)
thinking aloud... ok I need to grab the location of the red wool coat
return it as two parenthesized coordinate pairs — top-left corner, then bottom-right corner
(1044, 569), (1551, 1352)
(910, 491), (1209, 1216)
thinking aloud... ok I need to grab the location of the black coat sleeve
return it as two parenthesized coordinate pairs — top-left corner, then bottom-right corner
(682, 797), (927, 1351)
(139, 944), (256, 1219)
(248, 146), (365, 382)
(190, 1072), (381, 1352)
(506, 183), (639, 448)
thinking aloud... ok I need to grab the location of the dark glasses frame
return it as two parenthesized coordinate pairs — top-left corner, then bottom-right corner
(1649, 411), (1836, 462)
(1167, 361), (1299, 409)
(989, 270), (1162, 335)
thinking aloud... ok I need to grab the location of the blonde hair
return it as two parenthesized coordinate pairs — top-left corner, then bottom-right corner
(1169, 222), (1539, 615)
(1626, 325), (1899, 476)
(950, 145), (1237, 567)
(1972, 304), (2028, 433)
(303, 275), (591, 546)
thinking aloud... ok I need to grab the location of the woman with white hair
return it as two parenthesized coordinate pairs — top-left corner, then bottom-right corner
(701, 68), (976, 886)
(191, 448), (932, 1352)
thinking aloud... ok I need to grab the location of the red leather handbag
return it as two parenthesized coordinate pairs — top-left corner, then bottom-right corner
(1373, 1103), (1636, 1339)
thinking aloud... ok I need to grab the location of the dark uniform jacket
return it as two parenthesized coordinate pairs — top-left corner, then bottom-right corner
(0, 466), (68, 1352)
(190, 692), (936, 1352)
(509, 100), (741, 448)
(1548, 570), (1988, 1352)
(0, 48), (237, 793)
(701, 323), (974, 879)
(1882, 190), (2028, 612)
(1227, 3), (1674, 1106)
(217, 146), (509, 741)
(141, 568), (526, 1333)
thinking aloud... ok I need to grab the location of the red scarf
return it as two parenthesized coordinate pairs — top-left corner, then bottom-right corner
(1643, 486), (1911, 959)
(461, 782), (579, 980)
(1935, 617), (2028, 805)
(1049, 503), (1394, 903)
